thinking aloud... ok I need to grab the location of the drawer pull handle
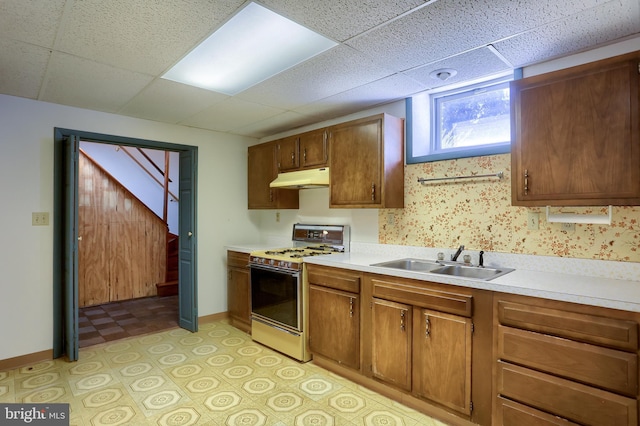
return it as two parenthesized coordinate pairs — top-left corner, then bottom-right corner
(400, 310), (406, 332)
(524, 169), (529, 195)
(349, 297), (354, 318)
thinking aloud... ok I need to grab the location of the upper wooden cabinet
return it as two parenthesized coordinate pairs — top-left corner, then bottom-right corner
(247, 141), (299, 209)
(275, 128), (328, 172)
(511, 51), (640, 206)
(329, 113), (404, 208)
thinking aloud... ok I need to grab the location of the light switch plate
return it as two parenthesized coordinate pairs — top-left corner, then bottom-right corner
(32, 212), (49, 226)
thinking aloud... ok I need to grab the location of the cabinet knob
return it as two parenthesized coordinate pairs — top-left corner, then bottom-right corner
(291, 152), (295, 165)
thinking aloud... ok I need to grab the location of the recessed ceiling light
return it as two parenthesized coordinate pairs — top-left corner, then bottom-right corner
(430, 68), (458, 81)
(162, 2), (337, 95)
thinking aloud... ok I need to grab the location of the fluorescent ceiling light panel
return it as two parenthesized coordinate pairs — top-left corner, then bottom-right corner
(162, 2), (337, 95)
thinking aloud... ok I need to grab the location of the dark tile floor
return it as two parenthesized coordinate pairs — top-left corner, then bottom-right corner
(78, 295), (179, 347)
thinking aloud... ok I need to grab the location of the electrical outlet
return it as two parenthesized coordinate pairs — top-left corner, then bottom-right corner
(386, 213), (395, 226)
(561, 222), (575, 233)
(32, 212), (49, 226)
(527, 212), (539, 230)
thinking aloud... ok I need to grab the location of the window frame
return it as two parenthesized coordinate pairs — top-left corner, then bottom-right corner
(406, 74), (513, 164)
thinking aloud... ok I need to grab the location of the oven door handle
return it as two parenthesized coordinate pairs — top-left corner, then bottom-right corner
(249, 263), (300, 277)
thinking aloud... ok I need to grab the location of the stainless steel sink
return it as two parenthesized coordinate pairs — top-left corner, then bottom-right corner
(370, 258), (442, 272)
(370, 258), (514, 281)
(429, 264), (514, 281)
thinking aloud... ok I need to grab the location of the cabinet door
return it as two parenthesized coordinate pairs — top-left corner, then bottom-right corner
(413, 308), (472, 415)
(248, 142), (298, 209)
(329, 116), (382, 207)
(227, 265), (250, 332)
(511, 53), (640, 206)
(308, 284), (360, 369)
(300, 129), (328, 169)
(276, 135), (300, 172)
(371, 298), (412, 391)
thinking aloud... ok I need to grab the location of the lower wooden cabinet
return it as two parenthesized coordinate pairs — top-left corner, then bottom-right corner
(495, 397), (580, 426)
(306, 264), (640, 426)
(226, 251), (251, 333)
(497, 361), (637, 426)
(307, 265), (362, 370)
(371, 298), (412, 391)
(494, 295), (640, 426)
(413, 309), (472, 415)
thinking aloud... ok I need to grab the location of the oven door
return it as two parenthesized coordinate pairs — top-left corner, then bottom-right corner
(250, 264), (301, 332)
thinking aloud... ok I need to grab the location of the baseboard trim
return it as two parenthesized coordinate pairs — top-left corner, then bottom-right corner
(0, 349), (53, 372)
(199, 311), (228, 324)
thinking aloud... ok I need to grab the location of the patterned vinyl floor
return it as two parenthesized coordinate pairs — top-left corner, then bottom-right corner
(0, 320), (448, 425)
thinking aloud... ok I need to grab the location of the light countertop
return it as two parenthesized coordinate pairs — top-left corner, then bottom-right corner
(227, 243), (640, 312)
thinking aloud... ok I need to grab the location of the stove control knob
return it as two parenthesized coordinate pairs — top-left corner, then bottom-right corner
(269, 259), (275, 265)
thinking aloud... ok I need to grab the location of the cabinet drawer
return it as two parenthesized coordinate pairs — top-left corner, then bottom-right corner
(499, 325), (638, 396)
(497, 361), (638, 426)
(371, 278), (472, 317)
(307, 267), (361, 293)
(498, 301), (638, 351)
(227, 251), (249, 268)
(495, 397), (579, 426)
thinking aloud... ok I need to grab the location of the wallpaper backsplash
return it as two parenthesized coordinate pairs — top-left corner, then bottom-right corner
(379, 154), (640, 263)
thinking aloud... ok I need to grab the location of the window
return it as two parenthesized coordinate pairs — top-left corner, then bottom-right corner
(406, 75), (512, 164)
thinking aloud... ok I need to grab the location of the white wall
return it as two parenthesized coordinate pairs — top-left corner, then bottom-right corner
(0, 94), (258, 361)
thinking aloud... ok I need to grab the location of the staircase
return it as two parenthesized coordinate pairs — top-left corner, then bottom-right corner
(156, 232), (179, 297)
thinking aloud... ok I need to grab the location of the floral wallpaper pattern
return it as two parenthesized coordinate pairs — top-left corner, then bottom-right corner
(379, 154), (640, 263)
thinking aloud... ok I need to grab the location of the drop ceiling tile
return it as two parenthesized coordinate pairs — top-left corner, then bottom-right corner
(55, 0), (245, 75)
(40, 52), (153, 113)
(404, 47), (512, 89)
(346, 0), (611, 72)
(262, 0), (429, 41)
(180, 98), (285, 133)
(0, 39), (51, 99)
(231, 111), (323, 139)
(236, 45), (395, 110)
(119, 79), (228, 124)
(493, 0), (640, 67)
(296, 73), (427, 118)
(0, 0), (66, 47)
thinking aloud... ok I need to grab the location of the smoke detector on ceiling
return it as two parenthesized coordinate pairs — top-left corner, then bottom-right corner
(430, 68), (457, 81)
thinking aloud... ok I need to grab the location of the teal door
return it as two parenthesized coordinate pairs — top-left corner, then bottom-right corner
(178, 149), (197, 331)
(53, 128), (198, 359)
(63, 135), (79, 361)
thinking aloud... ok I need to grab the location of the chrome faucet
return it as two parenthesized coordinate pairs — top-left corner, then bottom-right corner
(451, 245), (464, 261)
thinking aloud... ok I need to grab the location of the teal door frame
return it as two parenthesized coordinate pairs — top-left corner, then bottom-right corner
(53, 128), (198, 360)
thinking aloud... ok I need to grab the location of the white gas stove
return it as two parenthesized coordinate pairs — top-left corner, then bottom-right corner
(249, 224), (349, 361)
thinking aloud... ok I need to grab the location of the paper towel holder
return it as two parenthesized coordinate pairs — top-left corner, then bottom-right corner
(545, 206), (612, 225)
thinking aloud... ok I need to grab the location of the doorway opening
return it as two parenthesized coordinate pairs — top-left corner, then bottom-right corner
(77, 142), (181, 348)
(53, 128), (198, 361)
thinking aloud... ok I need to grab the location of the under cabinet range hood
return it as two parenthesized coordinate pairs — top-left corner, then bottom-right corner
(269, 167), (329, 189)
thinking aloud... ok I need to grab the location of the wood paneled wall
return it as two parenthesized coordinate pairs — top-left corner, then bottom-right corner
(78, 151), (167, 307)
